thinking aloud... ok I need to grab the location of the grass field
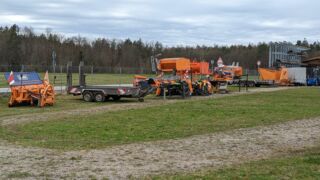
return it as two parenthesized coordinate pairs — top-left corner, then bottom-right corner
(153, 146), (320, 179)
(1, 88), (319, 150)
(0, 94), (103, 118)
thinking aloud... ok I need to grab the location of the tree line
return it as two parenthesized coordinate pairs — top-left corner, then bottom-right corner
(0, 24), (319, 72)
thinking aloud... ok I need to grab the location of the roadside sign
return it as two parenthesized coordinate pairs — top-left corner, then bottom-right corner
(257, 60), (261, 66)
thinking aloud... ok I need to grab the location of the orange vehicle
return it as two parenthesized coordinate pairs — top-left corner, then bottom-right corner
(190, 61), (211, 75)
(155, 58), (193, 97)
(190, 61), (213, 95)
(4, 71), (55, 107)
(258, 67), (289, 85)
(213, 58), (243, 82)
(137, 58), (217, 96)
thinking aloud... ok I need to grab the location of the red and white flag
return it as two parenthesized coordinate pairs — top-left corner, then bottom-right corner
(217, 57), (224, 67)
(8, 71), (15, 85)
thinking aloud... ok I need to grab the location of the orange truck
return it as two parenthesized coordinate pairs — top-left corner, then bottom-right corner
(4, 71), (55, 107)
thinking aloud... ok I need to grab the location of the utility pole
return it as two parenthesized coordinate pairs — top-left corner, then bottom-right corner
(52, 49), (57, 73)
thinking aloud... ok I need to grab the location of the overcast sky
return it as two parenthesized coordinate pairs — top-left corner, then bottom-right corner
(1, 0), (319, 46)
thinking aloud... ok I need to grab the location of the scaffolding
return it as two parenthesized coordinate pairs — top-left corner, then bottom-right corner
(268, 42), (309, 68)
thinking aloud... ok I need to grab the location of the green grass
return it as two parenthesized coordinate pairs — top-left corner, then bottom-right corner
(0, 94), (103, 118)
(6, 171), (32, 179)
(1, 88), (319, 150)
(152, 146), (320, 179)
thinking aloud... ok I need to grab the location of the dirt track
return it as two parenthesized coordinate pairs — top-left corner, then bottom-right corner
(1, 117), (319, 179)
(0, 87), (292, 126)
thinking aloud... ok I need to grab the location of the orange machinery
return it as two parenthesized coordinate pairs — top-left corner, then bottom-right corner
(190, 61), (213, 95)
(4, 71), (55, 107)
(213, 65), (243, 81)
(155, 58), (193, 97)
(134, 58), (214, 96)
(258, 67), (289, 85)
(190, 61), (211, 75)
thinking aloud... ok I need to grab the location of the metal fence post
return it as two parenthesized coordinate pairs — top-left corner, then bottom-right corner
(66, 61), (73, 92)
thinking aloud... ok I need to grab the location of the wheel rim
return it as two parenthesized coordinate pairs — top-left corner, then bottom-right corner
(84, 94), (91, 101)
(95, 94), (103, 102)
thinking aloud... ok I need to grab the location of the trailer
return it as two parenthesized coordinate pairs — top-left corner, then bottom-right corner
(69, 83), (153, 102)
(67, 61), (154, 102)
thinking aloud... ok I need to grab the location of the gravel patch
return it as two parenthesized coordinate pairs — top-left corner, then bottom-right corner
(0, 117), (319, 179)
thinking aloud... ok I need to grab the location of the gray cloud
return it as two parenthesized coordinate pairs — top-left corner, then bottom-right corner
(0, 0), (319, 46)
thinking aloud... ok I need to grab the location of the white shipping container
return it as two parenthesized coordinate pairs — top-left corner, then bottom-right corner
(287, 67), (306, 85)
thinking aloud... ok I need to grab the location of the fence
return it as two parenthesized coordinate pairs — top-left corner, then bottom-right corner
(0, 65), (259, 76)
(0, 65), (153, 75)
(0, 64), (260, 94)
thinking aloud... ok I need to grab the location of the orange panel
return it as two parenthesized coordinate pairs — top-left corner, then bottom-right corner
(258, 67), (289, 85)
(158, 58), (191, 72)
(258, 68), (280, 81)
(191, 62), (210, 75)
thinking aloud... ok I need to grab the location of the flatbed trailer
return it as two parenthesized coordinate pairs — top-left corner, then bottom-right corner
(69, 84), (153, 102)
(67, 61), (154, 102)
(235, 80), (275, 87)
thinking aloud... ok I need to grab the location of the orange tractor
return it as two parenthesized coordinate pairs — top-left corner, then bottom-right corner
(4, 71), (55, 107)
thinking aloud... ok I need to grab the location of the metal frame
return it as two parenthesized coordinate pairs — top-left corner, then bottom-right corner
(268, 42), (309, 68)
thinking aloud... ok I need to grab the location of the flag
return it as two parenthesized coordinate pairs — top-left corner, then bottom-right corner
(44, 71), (49, 84)
(8, 71), (15, 85)
(217, 57), (224, 67)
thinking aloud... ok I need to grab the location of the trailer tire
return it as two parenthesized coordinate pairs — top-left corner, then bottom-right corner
(83, 91), (93, 102)
(94, 93), (105, 102)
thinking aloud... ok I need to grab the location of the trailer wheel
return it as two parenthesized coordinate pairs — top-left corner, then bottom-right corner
(83, 91), (93, 102)
(94, 93), (105, 102)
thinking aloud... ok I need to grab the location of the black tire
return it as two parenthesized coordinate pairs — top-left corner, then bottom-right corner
(94, 93), (105, 102)
(138, 98), (144, 102)
(83, 91), (93, 102)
